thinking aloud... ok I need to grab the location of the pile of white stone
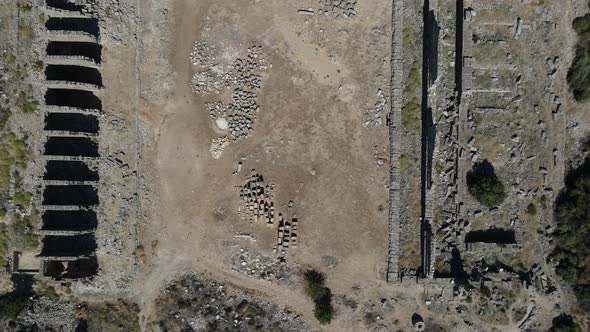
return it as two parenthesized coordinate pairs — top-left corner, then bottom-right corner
(191, 41), (269, 146)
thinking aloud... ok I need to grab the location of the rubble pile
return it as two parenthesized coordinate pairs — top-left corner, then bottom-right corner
(190, 41), (268, 147)
(154, 273), (310, 331)
(318, 0), (357, 18)
(231, 248), (293, 284)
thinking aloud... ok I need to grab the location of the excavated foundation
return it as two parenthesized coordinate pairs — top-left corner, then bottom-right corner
(45, 17), (100, 37)
(465, 229), (516, 244)
(45, 65), (103, 86)
(46, 41), (102, 63)
(45, 113), (99, 133)
(46, 0), (85, 11)
(42, 210), (98, 231)
(40, 234), (97, 257)
(44, 160), (99, 181)
(43, 185), (98, 206)
(44, 136), (99, 157)
(45, 89), (102, 110)
(43, 257), (98, 279)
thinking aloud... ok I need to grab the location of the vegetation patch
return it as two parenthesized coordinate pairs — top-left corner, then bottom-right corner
(466, 160), (506, 208)
(76, 299), (140, 332)
(549, 314), (582, 332)
(304, 269), (335, 325)
(0, 223), (8, 266)
(34, 281), (60, 302)
(19, 25), (33, 39)
(0, 292), (28, 320)
(17, 92), (38, 113)
(401, 101), (420, 130)
(400, 155), (409, 172)
(402, 27), (412, 46)
(568, 14), (590, 101)
(551, 156), (590, 305)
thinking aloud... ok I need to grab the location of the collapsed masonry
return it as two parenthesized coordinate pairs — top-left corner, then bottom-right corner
(38, 0), (101, 279)
(238, 170), (299, 255)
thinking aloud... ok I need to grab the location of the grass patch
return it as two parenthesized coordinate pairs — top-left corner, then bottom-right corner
(304, 270), (335, 325)
(19, 25), (33, 39)
(401, 100), (420, 130)
(18, 4), (33, 12)
(400, 155), (408, 172)
(403, 27), (412, 46)
(14, 191), (31, 208)
(37, 14), (45, 25)
(0, 224), (8, 267)
(408, 62), (421, 89)
(35, 281), (60, 302)
(76, 299), (141, 332)
(5, 54), (16, 65)
(17, 92), (38, 113)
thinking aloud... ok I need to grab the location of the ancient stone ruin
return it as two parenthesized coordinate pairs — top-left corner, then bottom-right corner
(39, 0), (101, 279)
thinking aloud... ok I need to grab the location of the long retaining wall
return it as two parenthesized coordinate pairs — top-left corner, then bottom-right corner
(386, 0), (404, 283)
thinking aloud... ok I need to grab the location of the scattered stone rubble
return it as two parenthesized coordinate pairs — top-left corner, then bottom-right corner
(363, 88), (387, 127)
(318, 0), (357, 18)
(209, 136), (230, 159)
(154, 273), (310, 331)
(231, 248), (293, 285)
(191, 41), (268, 148)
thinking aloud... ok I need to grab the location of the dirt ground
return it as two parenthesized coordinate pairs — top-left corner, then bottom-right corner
(131, 0), (408, 330)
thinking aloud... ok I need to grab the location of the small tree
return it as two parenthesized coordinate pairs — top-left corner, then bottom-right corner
(0, 293), (28, 319)
(467, 160), (506, 208)
(303, 269), (335, 325)
(549, 314), (582, 332)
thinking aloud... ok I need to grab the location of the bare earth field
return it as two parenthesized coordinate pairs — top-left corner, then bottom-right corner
(0, 0), (589, 331)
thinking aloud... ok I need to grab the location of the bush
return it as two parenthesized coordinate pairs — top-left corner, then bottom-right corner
(303, 269), (335, 325)
(467, 160), (506, 208)
(0, 293), (28, 319)
(526, 203), (537, 216)
(549, 314), (582, 332)
(402, 100), (420, 129)
(568, 14), (590, 102)
(551, 157), (590, 304)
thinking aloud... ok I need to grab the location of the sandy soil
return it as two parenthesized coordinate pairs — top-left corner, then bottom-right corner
(130, 0), (405, 330)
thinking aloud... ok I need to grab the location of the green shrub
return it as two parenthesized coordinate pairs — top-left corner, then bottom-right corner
(5, 54), (16, 64)
(403, 28), (412, 46)
(35, 281), (59, 302)
(400, 155), (408, 172)
(526, 203), (537, 216)
(568, 14), (590, 101)
(480, 284), (491, 298)
(408, 62), (421, 89)
(549, 314), (582, 332)
(551, 158), (590, 304)
(19, 25), (33, 39)
(17, 92), (38, 113)
(402, 100), (420, 130)
(467, 160), (506, 208)
(303, 269), (335, 325)
(0, 293), (28, 319)
(14, 191), (31, 208)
